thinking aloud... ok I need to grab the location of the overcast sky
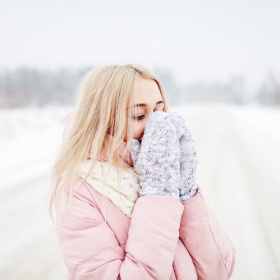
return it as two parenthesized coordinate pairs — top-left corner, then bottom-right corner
(1, 0), (280, 93)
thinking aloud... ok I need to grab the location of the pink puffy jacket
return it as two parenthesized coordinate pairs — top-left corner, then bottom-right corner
(55, 178), (236, 280)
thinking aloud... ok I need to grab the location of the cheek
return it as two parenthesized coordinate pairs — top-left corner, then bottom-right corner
(125, 120), (145, 142)
(133, 122), (146, 140)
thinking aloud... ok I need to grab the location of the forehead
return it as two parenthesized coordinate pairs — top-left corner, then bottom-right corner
(135, 78), (162, 103)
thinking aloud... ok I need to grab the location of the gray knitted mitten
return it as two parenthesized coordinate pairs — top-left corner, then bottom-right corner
(170, 112), (198, 201)
(129, 111), (181, 200)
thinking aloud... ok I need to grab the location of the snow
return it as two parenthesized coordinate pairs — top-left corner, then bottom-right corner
(0, 103), (280, 279)
(0, 107), (71, 189)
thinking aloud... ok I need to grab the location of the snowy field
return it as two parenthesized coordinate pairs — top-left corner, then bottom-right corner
(0, 103), (280, 280)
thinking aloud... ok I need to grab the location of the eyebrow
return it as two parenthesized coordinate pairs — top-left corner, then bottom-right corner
(130, 100), (165, 108)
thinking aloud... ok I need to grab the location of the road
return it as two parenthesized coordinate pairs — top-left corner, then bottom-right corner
(181, 104), (280, 280)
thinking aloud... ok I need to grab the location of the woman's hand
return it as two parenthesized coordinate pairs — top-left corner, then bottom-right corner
(129, 111), (181, 200)
(170, 112), (198, 201)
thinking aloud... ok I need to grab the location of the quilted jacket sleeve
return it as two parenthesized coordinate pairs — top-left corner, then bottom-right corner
(55, 179), (184, 280)
(179, 186), (236, 280)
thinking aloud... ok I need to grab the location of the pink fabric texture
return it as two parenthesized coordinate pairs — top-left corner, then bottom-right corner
(55, 112), (236, 279)
(55, 180), (235, 280)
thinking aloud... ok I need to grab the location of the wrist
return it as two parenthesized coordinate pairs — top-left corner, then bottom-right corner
(179, 183), (198, 201)
(139, 185), (180, 200)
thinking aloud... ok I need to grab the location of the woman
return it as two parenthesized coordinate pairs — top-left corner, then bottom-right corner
(49, 64), (236, 280)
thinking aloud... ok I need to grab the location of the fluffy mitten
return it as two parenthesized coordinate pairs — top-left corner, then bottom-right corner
(129, 111), (181, 200)
(170, 112), (198, 201)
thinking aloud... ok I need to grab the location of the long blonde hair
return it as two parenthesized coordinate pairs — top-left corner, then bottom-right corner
(48, 64), (169, 223)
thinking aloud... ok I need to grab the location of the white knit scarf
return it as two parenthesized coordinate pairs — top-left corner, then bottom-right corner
(79, 160), (141, 218)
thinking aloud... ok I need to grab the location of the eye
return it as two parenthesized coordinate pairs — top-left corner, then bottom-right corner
(132, 115), (145, 121)
(154, 103), (164, 112)
(154, 108), (164, 112)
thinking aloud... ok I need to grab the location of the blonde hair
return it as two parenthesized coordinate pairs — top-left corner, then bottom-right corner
(48, 64), (169, 223)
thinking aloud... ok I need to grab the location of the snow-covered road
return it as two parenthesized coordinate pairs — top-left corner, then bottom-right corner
(1, 104), (280, 279)
(181, 104), (280, 279)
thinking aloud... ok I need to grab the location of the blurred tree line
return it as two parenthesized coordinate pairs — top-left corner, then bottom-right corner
(0, 67), (90, 108)
(0, 67), (279, 108)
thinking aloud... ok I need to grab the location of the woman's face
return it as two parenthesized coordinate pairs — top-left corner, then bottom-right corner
(125, 77), (165, 142)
